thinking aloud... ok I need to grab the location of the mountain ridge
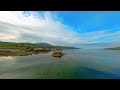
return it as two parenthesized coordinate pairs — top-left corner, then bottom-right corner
(0, 41), (80, 49)
(105, 47), (120, 50)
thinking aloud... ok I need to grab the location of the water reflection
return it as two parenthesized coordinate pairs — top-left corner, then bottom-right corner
(0, 50), (66, 59)
(52, 56), (63, 58)
(0, 51), (51, 57)
(1, 49), (120, 79)
(0, 56), (15, 61)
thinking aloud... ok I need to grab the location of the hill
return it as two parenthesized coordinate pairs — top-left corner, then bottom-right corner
(105, 47), (120, 50)
(0, 41), (79, 49)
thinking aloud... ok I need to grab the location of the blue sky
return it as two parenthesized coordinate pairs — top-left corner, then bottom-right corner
(59, 11), (120, 32)
(0, 11), (120, 48)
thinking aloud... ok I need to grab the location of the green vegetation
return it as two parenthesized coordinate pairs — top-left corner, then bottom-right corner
(0, 41), (79, 56)
(0, 44), (27, 49)
(106, 47), (120, 50)
(0, 41), (79, 50)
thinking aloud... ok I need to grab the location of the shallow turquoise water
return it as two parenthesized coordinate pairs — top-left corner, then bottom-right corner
(0, 49), (120, 79)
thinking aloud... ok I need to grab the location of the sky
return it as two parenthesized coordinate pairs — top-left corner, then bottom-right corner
(0, 11), (120, 49)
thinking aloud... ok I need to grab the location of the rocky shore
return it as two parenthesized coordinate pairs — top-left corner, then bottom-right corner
(0, 49), (51, 56)
(0, 48), (66, 58)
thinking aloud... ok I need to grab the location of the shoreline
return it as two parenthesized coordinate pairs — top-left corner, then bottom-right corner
(0, 48), (51, 56)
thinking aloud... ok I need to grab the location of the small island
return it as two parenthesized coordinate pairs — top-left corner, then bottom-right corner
(0, 41), (79, 57)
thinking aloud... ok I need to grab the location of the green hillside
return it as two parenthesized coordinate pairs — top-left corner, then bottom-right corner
(0, 41), (79, 49)
(106, 47), (120, 50)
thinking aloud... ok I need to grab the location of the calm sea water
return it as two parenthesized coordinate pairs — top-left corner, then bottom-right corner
(0, 49), (120, 79)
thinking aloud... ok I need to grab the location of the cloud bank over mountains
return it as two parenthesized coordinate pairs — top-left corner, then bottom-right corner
(0, 11), (120, 48)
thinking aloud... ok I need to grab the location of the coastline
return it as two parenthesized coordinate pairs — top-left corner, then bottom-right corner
(0, 48), (51, 56)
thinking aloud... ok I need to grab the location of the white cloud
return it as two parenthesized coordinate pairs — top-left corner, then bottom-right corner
(0, 11), (120, 48)
(0, 11), (83, 45)
(0, 11), (49, 28)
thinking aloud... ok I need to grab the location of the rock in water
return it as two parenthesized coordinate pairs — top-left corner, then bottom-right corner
(52, 51), (64, 58)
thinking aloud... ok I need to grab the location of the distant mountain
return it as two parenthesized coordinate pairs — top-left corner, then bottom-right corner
(0, 41), (14, 44)
(53, 46), (79, 49)
(105, 46), (120, 50)
(105, 47), (120, 50)
(0, 41), (79, 49)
